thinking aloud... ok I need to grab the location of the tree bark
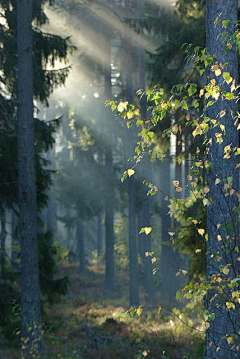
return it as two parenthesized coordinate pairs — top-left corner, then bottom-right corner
(0, 204), (7, 278)
(160, 152), (179, 306)
(206, 1), (239, 357)
(104, 38), (115, 294)
(77, 218), (86, 275)
(17, 0), (42, 352)
(125, 0), (139, 307)
(136, 0), (155, 304)
(97, 214), (103, 259)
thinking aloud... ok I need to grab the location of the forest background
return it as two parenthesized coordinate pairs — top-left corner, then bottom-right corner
(0, 0), (239, 358)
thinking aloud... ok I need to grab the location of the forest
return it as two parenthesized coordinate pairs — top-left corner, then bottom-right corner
(0, 0), (240, 358)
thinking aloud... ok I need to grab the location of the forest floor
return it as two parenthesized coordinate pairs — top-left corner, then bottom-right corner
(0, 263), (204, 359)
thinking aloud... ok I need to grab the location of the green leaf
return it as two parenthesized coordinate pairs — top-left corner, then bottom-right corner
(157, 306), (162, 314)
(207, 101), (214, 107)
(111, 103), (117, 111)
(121, 171), (128, 182)
(223, 72), (233, 84)
(193, 99), (199, 108)
(222, 20), (230, 29)
(181, 100), (188, 110)
(176, 291), (182, 300)
(188, 84), (197, 97)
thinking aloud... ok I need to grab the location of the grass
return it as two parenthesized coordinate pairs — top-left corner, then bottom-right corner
(0, 263), (205, 359)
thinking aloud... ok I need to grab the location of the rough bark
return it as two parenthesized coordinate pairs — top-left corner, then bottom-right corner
(17, 0), (42, 352)
(206, 1), (240, 357)
(47, 146), (56, 244)
(0, 204), (7, 277)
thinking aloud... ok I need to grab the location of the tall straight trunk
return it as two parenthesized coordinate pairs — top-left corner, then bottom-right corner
(136, 0), (155, 303)
(104, 38), (115, 293)
(0, 204), (6, 277)
(138, 173), (155, 303)
(77, 219), (86, 275)
(17, 0), (42, 352)
(125, 0), (139, 306)
(205, 1), (239, 357)
(47, 146), (56, 244)
(11, 206), (18, 263)
(160, 152), (179, 306)
(105, 199), (115, 292)
(97, 214), (103, 258)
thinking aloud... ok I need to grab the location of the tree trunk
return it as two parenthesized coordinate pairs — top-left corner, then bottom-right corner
(0, 204), (7, 278)
(160, 152), (179, 306)
(136, 0), (155, 304)
(104, 37), (115, 294)
(97, 214), (103, 259)
(11, 206), (18, 263)
(105, 203), (115, 292)
(125, 0), (139, 307)
(205, 1), (239, 357)
(47, 146), (56, 244)
(77, 219), (86, 275)
(17, 0), (42, 352)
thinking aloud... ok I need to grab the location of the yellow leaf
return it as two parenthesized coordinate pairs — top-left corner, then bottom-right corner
(127, 169), (135, 177)
(199, 89), (204, 98)
(195, 249), (201, 254)
(215, 69), (222, 76)
(217, 235), (222, 241)
(175, 186), (182, 192)
(203, 198), (210, 206)
(215, 178), (220, 185)
(203, 186), (210, 194)
(151, 257), (157, 264)
(198, 229), (205, 236)
(172, 124), (178, 133)
(117, 101), (128, 112)
(222, 266), (230, 276)
(226, 336), (233, 344)
(145, 227), (152, 235)
(173, 180), (179, 187)
(230, 189), (235, 196)
(232, 291), (239, 299)
(219, 110), (226, 118)
(136, 307), (142, 316)
(226, 302), (235, 311)
(231, 80), (236, 92)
